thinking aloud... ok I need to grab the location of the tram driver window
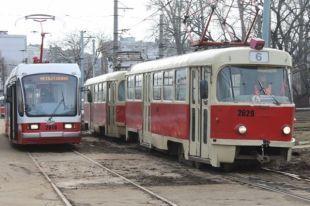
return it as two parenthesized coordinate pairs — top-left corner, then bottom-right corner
(17, 80), (24, 116)
(175, 69), (187, 101)
(217, 66), (292, 103)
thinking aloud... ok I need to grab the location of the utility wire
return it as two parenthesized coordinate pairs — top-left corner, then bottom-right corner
(123, 0), (173, 33)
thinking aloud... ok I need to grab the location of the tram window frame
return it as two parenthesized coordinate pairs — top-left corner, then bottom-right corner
(127, 76), (135, 100)
(94, 84), (98, 102)
(17, 79), (24, 116)
(153, 72), (163, 100)
(102, 82), (106, 102)
(98, 83), (103, 102)
(175, 68), (187, 101)
(163, 70), (174, 101)
(135, 74), (142, 100)
(118, 80), (125, 102)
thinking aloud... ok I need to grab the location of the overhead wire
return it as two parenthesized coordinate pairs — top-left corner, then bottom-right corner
(121, 0), (173, 34)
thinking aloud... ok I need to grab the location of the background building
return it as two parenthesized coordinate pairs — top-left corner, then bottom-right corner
(0, 31), (27, 96)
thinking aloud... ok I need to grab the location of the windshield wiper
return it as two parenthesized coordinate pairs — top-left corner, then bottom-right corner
(48, 95), (64, 121)
(257, 80), (280, 105)
(61, 90), (67, 109)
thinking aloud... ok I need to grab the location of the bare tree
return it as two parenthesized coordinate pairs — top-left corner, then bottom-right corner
(148, 0), (190, 55)
(269, 0), (310, 106)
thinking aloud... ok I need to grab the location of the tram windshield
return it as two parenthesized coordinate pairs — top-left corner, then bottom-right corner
(217, 66), (292, 104)
(22, 74), (77, 116)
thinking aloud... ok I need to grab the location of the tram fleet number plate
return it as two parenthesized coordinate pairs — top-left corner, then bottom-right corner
(45, 124), (57, 130)
(238, 109), (255, 117)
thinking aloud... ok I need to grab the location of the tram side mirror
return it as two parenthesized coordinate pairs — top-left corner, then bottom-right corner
(87, 90), (93, 103)
(200, 80), (208, 99)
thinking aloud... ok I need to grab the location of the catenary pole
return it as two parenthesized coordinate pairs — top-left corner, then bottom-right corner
(92, 39), (96, 77)
(262, 0), (271, 47)
(113, 0), (118, 71)
(80, 31), (85, 86)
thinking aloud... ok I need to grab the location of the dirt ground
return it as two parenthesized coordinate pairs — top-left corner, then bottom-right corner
(276, 110), (310, 178)
(0, 118), (309, 206)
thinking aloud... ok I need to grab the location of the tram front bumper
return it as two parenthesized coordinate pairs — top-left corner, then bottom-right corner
(22, 131), (81, 139)
(211, 138), (296, 148)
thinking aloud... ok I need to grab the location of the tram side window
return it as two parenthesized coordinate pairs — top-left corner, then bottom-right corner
(135, 75), (142, 100)
(118, 80), (125, 101)
(163, 70), (173, 100)
(153, 72), (163, 100)
(127, 76), (135, 100)
(102, 82), (106, 102)
(94, 84), (98, 102)
(98, 83), (102, 102)
(17, 80), (24, 116)
(175, 69), (187, 101)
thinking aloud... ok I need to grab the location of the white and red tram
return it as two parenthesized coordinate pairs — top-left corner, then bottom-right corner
(83, 71), (126, 138)
(85, 42), (295, 167)
(4, 64), (81, 145)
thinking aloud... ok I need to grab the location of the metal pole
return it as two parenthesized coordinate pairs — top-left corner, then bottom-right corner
(80, 31), (84, 86)
(92, 39), (96, 77)
(262, 0), (271, 47)
(39, 33), (45, 63)
(113, 0), (118, 71)
(159, 13), (164, 58)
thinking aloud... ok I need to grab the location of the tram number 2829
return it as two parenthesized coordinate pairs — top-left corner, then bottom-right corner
(238, 109), (255, 117)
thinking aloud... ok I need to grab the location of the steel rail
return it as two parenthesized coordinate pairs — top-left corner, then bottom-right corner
(28, 152), (73, 206)
(73, 150), (178, 206)
(262, 167), (310, 182)
(224, 174), (310, 203)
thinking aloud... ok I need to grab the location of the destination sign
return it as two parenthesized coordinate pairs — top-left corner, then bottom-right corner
(39, 76), (69, 81)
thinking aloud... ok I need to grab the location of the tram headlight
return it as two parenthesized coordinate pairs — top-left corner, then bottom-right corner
(29, 124), (39, 130)
(238, 125), (247, 135)
(282, 126), (291, 135)
(64, 123), (73, 129)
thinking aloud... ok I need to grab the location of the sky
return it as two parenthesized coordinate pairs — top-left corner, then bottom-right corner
(0, 0), (156, 46)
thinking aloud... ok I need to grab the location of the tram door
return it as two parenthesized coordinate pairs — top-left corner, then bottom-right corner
(107, 81), (117, 135)
(189, 67), (211, 158)
(142, 73), (151, 144)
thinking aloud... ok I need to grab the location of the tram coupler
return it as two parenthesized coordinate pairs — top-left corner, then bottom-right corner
(257, 140), (271, 164)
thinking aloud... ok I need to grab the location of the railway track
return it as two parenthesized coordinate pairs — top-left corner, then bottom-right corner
(262, 167), (310, 182)
(221, 167), (309, 202)
(27, 137), (310, 206)
(28, 149), (178, 206)
(28, 152), (73, 206)
(97, 137), (310, 204)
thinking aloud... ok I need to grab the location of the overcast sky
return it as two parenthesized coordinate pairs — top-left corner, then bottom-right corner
(0, 0), (156, 46)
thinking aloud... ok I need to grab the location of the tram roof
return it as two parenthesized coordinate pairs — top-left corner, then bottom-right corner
(5, 63), (81, 87)
(129, 47), (292, 74)
(84, 71), (126, 86)
(8, 63), (80, 78)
